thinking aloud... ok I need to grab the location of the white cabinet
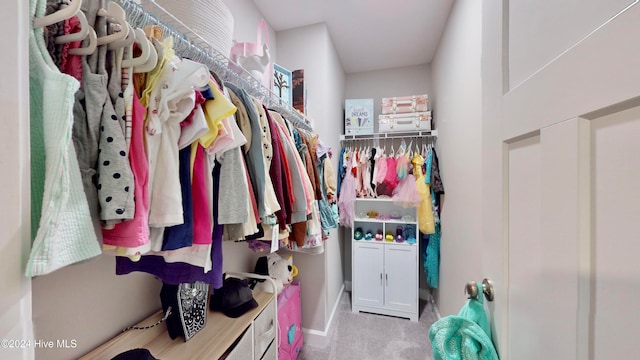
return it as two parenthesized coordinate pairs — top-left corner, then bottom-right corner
(351, 199), (419, 321)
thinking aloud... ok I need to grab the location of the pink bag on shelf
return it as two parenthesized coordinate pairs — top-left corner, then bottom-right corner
(229, 19), (273, 89)
(381, 94), (429, 114)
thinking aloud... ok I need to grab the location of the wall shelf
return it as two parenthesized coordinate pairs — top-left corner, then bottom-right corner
(340, 129), (438, 142)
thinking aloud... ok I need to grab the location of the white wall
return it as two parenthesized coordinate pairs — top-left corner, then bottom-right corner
(322, 26), (347, 327)
(343, 64), (431, 289)
(508, 0), (634, 89)
(32, 258), (162, 359)
(345, 65), (432, 132)
(276, 22), (346, 339)
(0, 1), (33, 359)
(431, 0), (483, 317)
(223, 0), (277, 63)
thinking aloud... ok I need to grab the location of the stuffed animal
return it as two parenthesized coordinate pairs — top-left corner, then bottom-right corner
(253, 253), (298, 294)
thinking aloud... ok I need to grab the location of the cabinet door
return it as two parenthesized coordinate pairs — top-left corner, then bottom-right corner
(353, 242), (384, 307)
(384, 244), (417, 313)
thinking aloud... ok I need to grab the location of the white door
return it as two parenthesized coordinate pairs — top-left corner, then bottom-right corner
(384, 244), (417, 313)
(353, 242), (384, 307)
(483, 1), (640, 358)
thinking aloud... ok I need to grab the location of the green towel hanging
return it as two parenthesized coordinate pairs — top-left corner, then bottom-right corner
(429, 283), (499, 359)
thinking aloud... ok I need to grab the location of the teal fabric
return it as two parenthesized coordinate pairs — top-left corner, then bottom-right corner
(317, 154), (338, 232)
(288, 324), (296, 344)
(429, 286), (499, 360)
(425, 222), (441, 288)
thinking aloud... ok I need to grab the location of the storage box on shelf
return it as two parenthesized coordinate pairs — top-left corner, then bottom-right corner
(351, 198), (419, 321)
(378, 94), (431, 133)
(378, 111), (432, 133)
(381, 94), (429, 115)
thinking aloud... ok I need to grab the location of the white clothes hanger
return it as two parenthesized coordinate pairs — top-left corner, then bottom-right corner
(133, 35), (158, 73)
(122, 29), (153, 68)
(68, 25), (97, 56)
(54, 11), (88, 44)
(33, 0), (82, 29)
(96, 2), (130, 46)
(397, 139), (406, 156)
(108, 23), (135, 50)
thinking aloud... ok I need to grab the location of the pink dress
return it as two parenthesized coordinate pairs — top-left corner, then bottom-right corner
(384, 156), (399, 191)
(191, 144), (212, 244)
(392, 155), (422, 208)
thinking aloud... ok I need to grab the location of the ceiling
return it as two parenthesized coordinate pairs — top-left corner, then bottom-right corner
(252, 0), (455, 74)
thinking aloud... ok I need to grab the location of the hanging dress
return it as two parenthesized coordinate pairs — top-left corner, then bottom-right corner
(27, 0), (100, 276)
(392, 152), (422, 208)
(412, 154), (435, 234)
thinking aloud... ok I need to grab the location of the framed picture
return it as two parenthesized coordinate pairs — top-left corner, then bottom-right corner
(273, 63), (293, 106)
(292, 69), (305, 114)
(345, 98), (374, 135)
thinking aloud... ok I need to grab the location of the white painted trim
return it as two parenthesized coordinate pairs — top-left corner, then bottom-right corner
(326, 283), (345, 333)
(301, 328), (330, 349)
(576, 117), (592, 360)
(301, 283), (345, 348)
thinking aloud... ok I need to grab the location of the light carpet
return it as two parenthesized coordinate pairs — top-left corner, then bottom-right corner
(298, 291), (438, 360)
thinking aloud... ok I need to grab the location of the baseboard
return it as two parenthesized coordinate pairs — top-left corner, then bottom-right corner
(302, 328), (331, 348)
(302, 283), (345, 348)
(419, 288), (441, 319)
(326, 283), (345, 333)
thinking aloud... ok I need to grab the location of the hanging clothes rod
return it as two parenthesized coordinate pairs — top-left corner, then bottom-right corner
(114, 0), (313, 131)
(339, 129), (438, 142)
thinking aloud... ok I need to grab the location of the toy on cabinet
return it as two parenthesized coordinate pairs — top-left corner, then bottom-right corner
(253, 253), (299, 294)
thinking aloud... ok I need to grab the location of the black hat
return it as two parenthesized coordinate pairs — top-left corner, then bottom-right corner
(111, 348), (158, 360)
(210, 277), (258, 318)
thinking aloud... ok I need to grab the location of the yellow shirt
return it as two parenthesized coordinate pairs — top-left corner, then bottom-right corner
(191, 80), (238, 173)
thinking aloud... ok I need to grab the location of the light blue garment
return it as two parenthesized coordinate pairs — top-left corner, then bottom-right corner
(425, 147), (433, 184)
(429, 287), (499, 359)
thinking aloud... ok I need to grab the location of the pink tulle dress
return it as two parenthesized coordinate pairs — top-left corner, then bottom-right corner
(392, 153), (421, 207)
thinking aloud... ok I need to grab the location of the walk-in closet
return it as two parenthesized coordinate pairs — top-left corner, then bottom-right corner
(4, 0), (640, 359)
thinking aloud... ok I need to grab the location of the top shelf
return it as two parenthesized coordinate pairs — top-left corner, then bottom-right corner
(116, 0), (313, 131)
(340, 129), (438, 142)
